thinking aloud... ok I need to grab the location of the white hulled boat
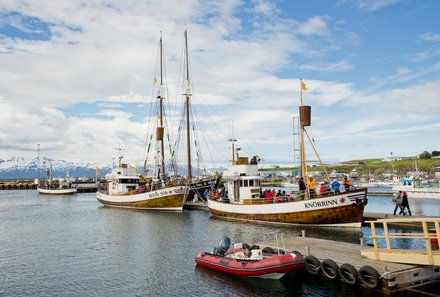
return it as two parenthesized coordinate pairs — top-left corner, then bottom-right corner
(392, 177), (440, 199)
(96, 34), (187, 211)
(207, 81), (368, 227)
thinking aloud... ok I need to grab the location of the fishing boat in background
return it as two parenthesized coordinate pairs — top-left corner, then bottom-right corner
(37, 168), (77, 195)
(392, 177), (440, 199)
(36, 144), (77, 195)
(96, 34), (187, 211)
(207, 81), (368, 227)
(195, 236), (305, 279)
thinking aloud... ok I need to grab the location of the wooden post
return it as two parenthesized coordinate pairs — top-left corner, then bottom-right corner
(371, 221), (379, 260)
(384, 222), (390, 249)
(422, 220), (434, 265)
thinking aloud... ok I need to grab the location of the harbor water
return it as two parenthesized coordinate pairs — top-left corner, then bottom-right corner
(1, 190), (439, 296)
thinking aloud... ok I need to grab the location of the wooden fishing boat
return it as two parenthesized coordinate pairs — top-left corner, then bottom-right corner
(195, 236), (304, 279)
(96, 35), (187, 211)
(207, 81), (368, 227)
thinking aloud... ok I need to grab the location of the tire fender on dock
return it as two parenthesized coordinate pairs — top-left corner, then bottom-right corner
(304, 255), (321, 275)
(358, 265), (380, 289)
(338, 263), (358, 285)
(321, 259), (339, 280)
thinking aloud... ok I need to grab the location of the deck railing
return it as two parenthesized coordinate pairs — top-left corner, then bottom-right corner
(363, 218), (440, 265)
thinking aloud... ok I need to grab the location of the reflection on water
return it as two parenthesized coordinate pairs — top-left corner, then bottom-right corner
(0, 190), (438, 296)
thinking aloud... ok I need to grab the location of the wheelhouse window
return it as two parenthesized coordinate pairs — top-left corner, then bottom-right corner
(119, 178), (139, 184)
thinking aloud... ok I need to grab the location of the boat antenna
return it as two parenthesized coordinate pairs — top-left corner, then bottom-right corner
(228, 120), (237, 165)
(37, 143), (40, 183)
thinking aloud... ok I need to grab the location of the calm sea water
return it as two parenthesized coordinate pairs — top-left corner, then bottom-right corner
(1, 190), (439, 296)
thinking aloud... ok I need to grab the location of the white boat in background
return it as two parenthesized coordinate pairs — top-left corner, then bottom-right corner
(37, 187), (77, 195)
(36, 145), (77, 195)
(392, 177), (440, 199)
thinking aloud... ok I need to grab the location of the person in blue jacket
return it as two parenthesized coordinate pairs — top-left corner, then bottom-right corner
(331, 179), (341, 194)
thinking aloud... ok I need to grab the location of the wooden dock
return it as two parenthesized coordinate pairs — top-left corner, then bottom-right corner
(263, 235), (440, 296)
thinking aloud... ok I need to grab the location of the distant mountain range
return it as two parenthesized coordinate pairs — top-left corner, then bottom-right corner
(0, 156), (111, 179)
(0, 156), (226, 179)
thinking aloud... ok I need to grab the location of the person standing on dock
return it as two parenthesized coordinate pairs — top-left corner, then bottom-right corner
(400, 191), (412, 216)
(392, 190), (403, 215)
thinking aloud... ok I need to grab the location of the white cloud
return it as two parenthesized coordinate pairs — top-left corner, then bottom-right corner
(297, 59), (353, 73)
(0, 0), (439, 166)
(419, 32), (440, 42)
(354, 0), (401, 12)
(297, 16), (330, 36)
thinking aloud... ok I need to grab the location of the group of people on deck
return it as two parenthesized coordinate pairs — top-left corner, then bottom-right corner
(262, 175), (353, 203)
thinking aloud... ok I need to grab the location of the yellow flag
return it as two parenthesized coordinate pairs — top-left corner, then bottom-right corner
(96, 167), (100, 176)
(154, 77), (157, 85)
(301, 81), (308, 91)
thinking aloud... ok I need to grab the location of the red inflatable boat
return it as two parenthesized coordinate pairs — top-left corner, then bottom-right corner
(195, 237), (304, 279)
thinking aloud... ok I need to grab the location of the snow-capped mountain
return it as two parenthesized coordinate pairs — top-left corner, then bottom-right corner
(0, 156), (111, 179)
(0, 156), (225, 179)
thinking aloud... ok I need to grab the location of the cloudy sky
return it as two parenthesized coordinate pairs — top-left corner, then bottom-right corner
(0, 0), (439, 169)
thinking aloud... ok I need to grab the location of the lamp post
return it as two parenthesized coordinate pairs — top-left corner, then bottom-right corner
(390, 152), (394, 176)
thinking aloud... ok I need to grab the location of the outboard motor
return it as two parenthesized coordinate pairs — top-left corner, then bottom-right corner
(213, 236), (231, 256)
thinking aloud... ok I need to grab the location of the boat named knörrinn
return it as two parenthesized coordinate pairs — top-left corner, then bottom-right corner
(208, 82), (368, 227)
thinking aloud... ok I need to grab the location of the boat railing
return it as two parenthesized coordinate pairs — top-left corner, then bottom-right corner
(362, 218), (440, 265)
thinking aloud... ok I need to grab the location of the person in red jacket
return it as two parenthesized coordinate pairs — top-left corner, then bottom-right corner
(265, 189), (274, 203)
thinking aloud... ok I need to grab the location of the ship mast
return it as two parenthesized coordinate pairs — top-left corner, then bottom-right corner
(299, 79), (310, 181)
(157, 34), (166, 181)
(184, 29), (192, 181)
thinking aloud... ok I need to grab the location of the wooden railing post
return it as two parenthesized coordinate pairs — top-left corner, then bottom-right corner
(384, 222), (390, 250)
(371, 221), (379, 260)
(422, 220), (434, 265)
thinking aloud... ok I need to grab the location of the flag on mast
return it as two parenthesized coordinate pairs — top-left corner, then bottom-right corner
(301, 80), (308, 91)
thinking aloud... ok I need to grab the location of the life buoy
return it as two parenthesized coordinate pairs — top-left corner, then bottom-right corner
(339, 263), (358, 285)
(358, 265), (380, 289)
(304, 255), (321, 275)
(321, 259), (339, 280)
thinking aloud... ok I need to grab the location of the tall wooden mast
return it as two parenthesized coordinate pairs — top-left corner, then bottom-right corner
(157, 34), (166, 180)
(299, 79), (311, 181)
(184, 29), (192, 180)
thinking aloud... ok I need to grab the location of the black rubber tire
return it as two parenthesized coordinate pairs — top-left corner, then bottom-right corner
(339, 263), (358, 285)
(321, 259), (339, 280)
(274, 249), (286, 255)
(358, 265), (381, 289)
(304, 255), (321, 275)
(262, 247), (275, 254)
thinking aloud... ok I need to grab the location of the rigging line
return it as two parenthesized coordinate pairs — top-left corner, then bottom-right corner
(190, 98), (222, 170)
(192, 103), (230, 164)
(304, 128), (331, 181)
